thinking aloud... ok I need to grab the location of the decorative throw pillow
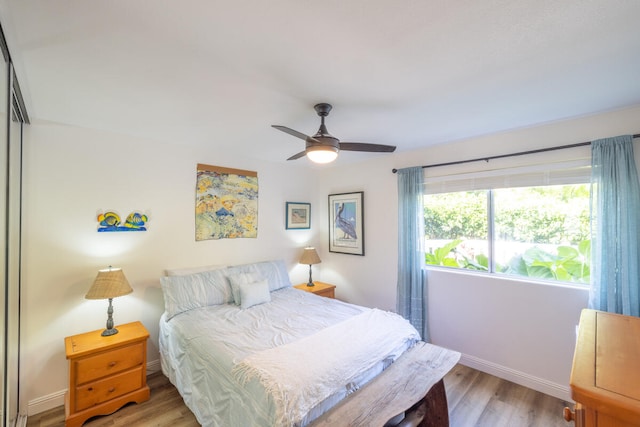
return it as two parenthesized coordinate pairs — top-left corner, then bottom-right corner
(238, 279), (271, 309)
(227, 272), (260, 305)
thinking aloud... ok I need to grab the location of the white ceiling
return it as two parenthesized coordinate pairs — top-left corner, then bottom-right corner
(1, 0), (639, 165)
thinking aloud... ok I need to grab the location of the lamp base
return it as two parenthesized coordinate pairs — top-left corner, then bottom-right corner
(102, 298), (119, 336)
(306, 264), (315, 287)
(101, 327), (119, 336)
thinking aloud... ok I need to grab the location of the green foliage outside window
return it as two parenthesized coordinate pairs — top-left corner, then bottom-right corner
(425, 192), (487, 240)
(504, 240), (590, 283)
(424, 185), (591, 284)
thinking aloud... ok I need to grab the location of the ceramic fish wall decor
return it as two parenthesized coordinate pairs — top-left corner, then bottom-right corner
(97, 211), (149, 232)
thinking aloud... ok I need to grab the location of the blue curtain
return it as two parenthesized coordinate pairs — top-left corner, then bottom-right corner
(590, 135), (640, 316)
(396, 166), (429, 340)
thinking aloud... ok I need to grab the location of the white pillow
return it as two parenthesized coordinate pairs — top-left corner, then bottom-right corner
(227, 273), (259, 305)
(164, 264), (224, 276)
(237, 279), (271, 309)
(160, 269), (233, 320)
(254, 260), (293, 291)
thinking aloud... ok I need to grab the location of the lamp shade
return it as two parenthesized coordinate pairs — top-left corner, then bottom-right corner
(299, 247), (321, 265)
(85, 267), (133, 300)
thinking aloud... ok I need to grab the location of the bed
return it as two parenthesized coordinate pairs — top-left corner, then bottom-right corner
(159, 260), (459, 427)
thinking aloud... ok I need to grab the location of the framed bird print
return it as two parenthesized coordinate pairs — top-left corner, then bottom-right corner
(328, 191), (364, 255)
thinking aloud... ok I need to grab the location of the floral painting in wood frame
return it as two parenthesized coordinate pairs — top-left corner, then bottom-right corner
(328, 191), (364, 255)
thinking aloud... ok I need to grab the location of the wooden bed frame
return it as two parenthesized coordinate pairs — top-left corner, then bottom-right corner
(310, 342), (460, 427)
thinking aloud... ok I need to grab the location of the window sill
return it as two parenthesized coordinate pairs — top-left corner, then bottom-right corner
(423, 264), (590, 291)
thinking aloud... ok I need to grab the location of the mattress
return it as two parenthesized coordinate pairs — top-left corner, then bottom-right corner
(159, 287), (419, 427)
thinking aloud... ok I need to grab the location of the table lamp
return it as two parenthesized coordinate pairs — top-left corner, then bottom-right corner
(299, 247), (321, 287)
(85, 266), (133, 336)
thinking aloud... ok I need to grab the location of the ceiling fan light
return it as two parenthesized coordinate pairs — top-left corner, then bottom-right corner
(306, 147), (338, 164)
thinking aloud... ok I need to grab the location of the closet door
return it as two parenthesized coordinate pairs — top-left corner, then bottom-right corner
(0, 47), (8, 427)
(5, 76), (22, 426)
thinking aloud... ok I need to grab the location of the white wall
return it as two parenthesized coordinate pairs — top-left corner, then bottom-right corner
(20, 121), (322, 414)
(315, 105), (640, 401)
(427, 269), (587, 399)
(312, 155), (399, 310)
(21, 105), (640, 414)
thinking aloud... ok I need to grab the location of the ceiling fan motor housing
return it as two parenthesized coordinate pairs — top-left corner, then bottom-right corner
(306, 136), (339, 153)
(314, 103), (333, 116)
(309, 104), (339, 162)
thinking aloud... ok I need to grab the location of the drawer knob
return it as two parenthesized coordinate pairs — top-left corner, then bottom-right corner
(108, 361), (117, 367)
(108, 387), (116, 393)
(563, 407), (575, 422)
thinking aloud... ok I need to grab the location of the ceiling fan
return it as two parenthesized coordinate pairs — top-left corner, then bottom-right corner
(272, 103), (397, 163)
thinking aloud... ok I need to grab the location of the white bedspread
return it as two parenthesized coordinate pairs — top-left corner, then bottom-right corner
(160, 287), (420, 427)
(233, 309), (420, 426)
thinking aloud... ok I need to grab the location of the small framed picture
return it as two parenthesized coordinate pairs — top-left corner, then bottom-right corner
(328, 192), (364, 255)
(286, 202), (311, 229)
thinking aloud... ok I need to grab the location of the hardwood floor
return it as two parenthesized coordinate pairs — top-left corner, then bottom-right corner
(444, 364), (571, 427)
(26, 364), (572, 427)
(26, 372), (199, 427)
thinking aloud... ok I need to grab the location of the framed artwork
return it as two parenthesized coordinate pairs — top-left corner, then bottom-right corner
(195, 164), (259, 241)
(286, 202), (311, 229)
(328, 191), (364, 255)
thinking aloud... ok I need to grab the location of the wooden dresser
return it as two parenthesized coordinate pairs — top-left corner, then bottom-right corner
(294, 281), (336, 298)
(64, 321), (150, 427)
(565, 309), (640, 427)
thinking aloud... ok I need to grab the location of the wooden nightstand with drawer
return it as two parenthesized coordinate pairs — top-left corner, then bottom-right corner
(294, 281), (336, 299)
(64, 321), (150, 427)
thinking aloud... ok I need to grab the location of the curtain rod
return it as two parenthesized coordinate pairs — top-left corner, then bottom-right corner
(391, 133), (640, 173)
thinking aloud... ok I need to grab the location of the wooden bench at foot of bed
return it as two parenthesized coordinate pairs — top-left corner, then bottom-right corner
(310, 341), (461, 427)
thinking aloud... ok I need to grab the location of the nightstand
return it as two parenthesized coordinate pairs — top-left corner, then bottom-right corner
(64, 321), (150, 427)
(294, 281), (336, 299)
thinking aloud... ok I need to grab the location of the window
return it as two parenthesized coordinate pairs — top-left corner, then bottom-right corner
(425, 184), (590, 284)
(423, 154), (592, 285)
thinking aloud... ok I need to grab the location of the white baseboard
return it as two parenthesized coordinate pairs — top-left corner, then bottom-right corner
(459, 353), (572, 402)
(27, 358), (163, 416)
(15, 414), (27, 427)
(26, 388), (66, 416)
(147, 358), (161, 373)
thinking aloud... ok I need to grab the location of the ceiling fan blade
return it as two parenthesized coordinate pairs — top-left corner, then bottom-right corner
(287, 150), (308, 161)
(272, 125), (321, 144)
(272, 125), (311, 141)
(339, 142), (397, 153)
